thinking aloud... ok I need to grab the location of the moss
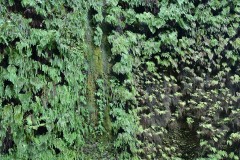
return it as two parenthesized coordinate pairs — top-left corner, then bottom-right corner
(86, 36), (112, 136)
(93, 47), (104, 78)
(86, 73), (97, 123)
(85, 13), (113, 143)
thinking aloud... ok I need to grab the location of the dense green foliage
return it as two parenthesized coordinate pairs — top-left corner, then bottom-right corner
(0, 1), (90, 159)
(0, 0), (240, 159)
(103, 0), (240, 159)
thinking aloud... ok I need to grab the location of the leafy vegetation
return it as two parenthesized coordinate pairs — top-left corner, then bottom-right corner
(0, 0), (240, 159)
